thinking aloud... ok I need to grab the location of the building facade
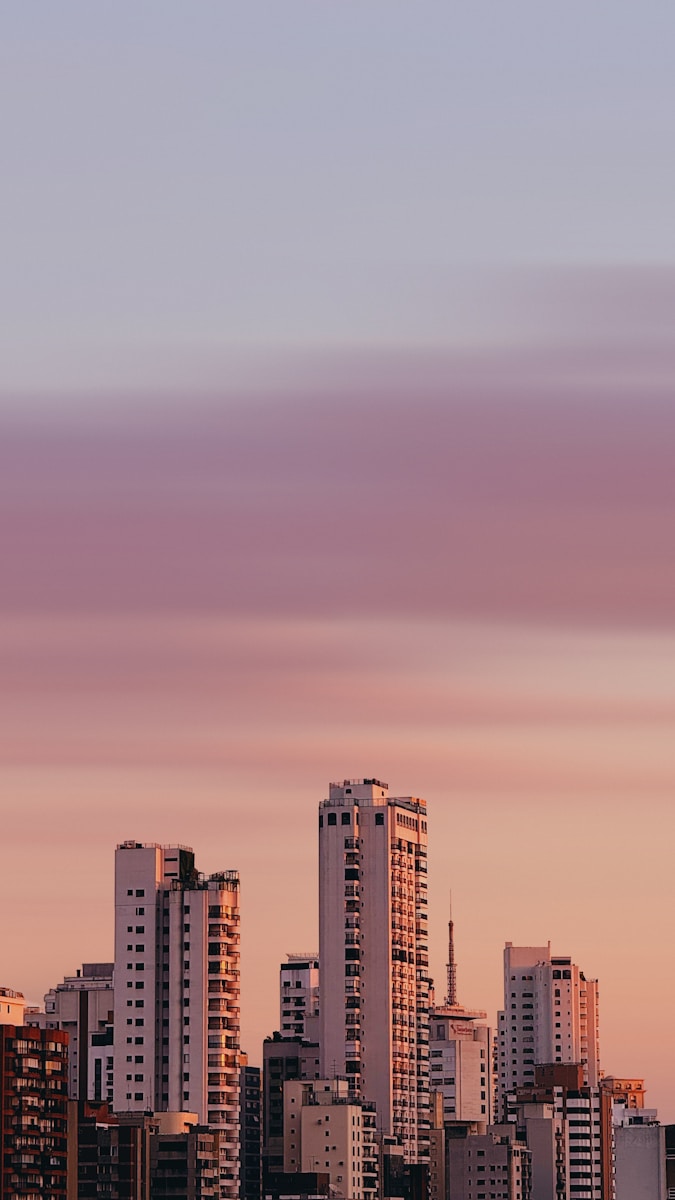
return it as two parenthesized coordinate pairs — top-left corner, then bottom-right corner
(497, 944), (600, 1119)
(445, 1126), (532, 1200)
(262, 1034), (321, 1180)
(0, 1024), (69, 1200)
(318, 779), (430, 1162)
(283, 1079), (378, 1200)
(429, 1006), (491, 1124)
(26, 963), (115, 1103)
(0, 988), (25, 1027)
(507, 1065), (606, 1200)
(113, 841), (241, 1198)
(280, 956), (320, 1041)
(240, 1061), (262, 1200)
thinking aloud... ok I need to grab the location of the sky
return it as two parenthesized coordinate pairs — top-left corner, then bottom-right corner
(2, 3), (675, 1119)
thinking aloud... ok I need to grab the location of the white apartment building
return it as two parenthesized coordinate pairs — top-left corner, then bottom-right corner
(280, 954), (320, 1040)
(497, 944), (600, 1119)
(429, 1006), (491, 1124)
(113, 841), (241, 1199)
(318, 778), (430, 1162)
(283, 1078), (378, 1200)
(26, 962), (114, 1101)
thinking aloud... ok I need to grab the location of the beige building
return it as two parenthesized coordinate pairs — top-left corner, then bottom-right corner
(429, 1005), (491, 1123)
(319, 779), (430, 1162)
(0, 986), (25, 1025)
(497, 944), (600, 1119)
(446, 1125), (531, 1200)
(283, 1078), (377, 1200)
(113, 842), (241, 1199)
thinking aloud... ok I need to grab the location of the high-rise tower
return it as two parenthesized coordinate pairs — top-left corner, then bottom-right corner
(113, 841), (241, 1198)
(496, 943), (600, 1120)
(318, 778), (430, 1162)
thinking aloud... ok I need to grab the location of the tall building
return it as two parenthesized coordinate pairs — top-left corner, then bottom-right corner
(112, 841), (241, 1199)
(496, 944), (600, 1119)
(429, 918), (492, 1124)
(0, 1022), (69, 1200)
(280, 955), (320, 1040)
(318, 778), (430, 1162)
(26, 962), (115, 1102)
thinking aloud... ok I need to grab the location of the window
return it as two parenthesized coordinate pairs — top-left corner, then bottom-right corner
(135, 889), (145, 897)
(328, 813), (337, 826)
(136, 907), (145, 915)
(375, 813), (384, 825)
(341, 812), (351, 825)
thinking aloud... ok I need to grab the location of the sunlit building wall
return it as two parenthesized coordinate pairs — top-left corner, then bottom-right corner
(318, 778), (430, 1162)
(112, 841), (241, 1199)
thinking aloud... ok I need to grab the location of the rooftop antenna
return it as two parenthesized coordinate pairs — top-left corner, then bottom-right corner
(446, 891), (457, 1006)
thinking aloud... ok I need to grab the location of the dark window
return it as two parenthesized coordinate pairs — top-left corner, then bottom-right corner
(327, 813), (337, 826)
(341, 812), (351, 825)
(375, 813), (384, 825)
(135, 889), (145, 897)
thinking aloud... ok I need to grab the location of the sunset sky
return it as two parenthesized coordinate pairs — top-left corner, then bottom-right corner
(2, 5), (675, 1119)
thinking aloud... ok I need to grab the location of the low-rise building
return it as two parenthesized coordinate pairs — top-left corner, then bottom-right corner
(446, 1124), (531, 1200)
(283, 1078), (378, 1200)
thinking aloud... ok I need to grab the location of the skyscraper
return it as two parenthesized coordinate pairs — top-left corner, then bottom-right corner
(496, 943), (600, 1120)
(113, 841), (241, 1198)
(318, 778), (430, 1162)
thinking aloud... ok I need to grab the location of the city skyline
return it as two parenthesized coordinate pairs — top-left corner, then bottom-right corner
(3, 3), (675, 1179)
(4, 782), (672, 1126)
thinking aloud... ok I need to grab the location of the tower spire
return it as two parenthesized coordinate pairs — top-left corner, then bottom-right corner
(446, 891), (457, 1006)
